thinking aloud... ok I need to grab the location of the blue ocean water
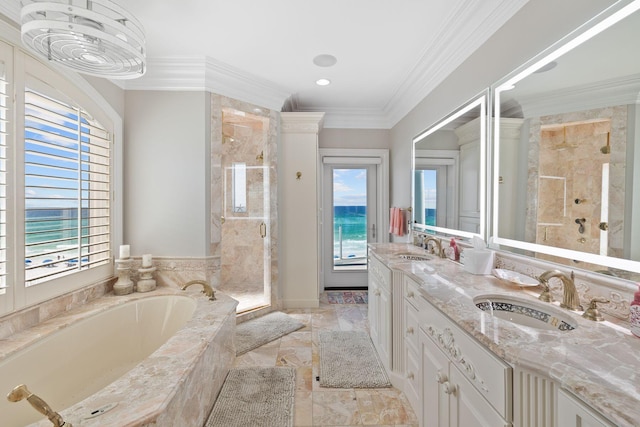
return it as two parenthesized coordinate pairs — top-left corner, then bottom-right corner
(425, 208), (436, 226)
(25, 208), (88, 258)
(333, 206), (367, 259)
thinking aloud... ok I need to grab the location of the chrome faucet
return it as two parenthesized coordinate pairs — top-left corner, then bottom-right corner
(7, 384), (72, 427)
(180, 280), (216, 300)
(424, 237), (444, 258)
(538, 269), (583, 311)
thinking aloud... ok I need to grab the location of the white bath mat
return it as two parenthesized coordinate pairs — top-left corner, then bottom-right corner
(318, 330), (392, 388)
(235, 311), (305, 356)
(206, 367), (295, 427)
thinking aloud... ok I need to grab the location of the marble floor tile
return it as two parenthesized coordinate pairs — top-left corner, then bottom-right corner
(233, 291), (418, 427)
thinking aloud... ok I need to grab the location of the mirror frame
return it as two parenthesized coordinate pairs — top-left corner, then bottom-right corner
(489, 0), (640, 273)
(412, 90), (488, 241)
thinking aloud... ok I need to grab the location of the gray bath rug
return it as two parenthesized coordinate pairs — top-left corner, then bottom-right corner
(206, 367), (295, 427)
(235, 311), (305, 356)
(318, 330), (392, 388)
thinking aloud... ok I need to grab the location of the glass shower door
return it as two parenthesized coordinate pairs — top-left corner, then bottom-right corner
(220, 108), (270, 313)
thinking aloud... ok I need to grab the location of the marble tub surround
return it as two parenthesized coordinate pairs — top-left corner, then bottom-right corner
(0, 277), (115, 341)
(369, 243), (640, 427)
(3, 288), (238, 427)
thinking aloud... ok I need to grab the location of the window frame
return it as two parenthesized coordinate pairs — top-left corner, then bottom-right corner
(0, 25), (123, 315)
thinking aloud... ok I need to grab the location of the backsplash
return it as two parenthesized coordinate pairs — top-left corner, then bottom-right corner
(411, 231), (637, 322)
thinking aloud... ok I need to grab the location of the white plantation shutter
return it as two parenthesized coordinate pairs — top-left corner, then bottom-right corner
(24, 88), (111, 285)
(0, 44), (9, 299)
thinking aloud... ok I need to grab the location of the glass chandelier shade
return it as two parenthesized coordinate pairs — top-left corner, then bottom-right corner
(20, 0), (146, 79)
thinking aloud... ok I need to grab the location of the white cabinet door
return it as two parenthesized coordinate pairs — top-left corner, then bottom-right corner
(449, 365), (510, 427)
(377, 285), (392, 369)
(422, 330), (450, 427)
(368, 278), (380, 349)
(557, 389), (615, 427)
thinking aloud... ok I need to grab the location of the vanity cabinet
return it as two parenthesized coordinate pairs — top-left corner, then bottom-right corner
(402, 274), (512, 427)
(368, 254), (392, 370)
(557, 389), (616, 427)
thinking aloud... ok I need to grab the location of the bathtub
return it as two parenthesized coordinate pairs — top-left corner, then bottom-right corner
(0, 290), (237, 427)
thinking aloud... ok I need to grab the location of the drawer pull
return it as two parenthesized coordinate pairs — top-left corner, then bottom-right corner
(436, 371), (448, 384)
(442, 381), (456, 395)
(406, 326), (414, 335)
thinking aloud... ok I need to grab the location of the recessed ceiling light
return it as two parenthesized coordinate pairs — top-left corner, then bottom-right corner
(313, 54), (337, 67)
(316, 78), (331, 86)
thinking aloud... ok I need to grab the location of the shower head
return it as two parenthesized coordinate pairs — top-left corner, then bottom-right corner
(7, 384), (30, 402)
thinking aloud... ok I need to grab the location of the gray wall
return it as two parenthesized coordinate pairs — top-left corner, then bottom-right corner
(319, 128), (390, 149)
(389, 0), (616, 242)
(123, 91), (211, 257)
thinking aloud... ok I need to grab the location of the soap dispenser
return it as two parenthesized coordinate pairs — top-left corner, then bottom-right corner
(630, 285), (640, 338)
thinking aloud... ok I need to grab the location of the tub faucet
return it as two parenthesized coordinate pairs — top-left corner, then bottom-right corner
(538, 269), (583, 311)
(181, 280), (216, 301)
(7, 384), (72, 427)
(424, 237), (444, 258)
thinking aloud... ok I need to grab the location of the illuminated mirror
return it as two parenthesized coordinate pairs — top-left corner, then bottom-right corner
(491, 0), (640, 277)
(412, 92), (487, 240)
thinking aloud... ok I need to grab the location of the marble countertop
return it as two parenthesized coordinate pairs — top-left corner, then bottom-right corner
(369, 243), (640, 427)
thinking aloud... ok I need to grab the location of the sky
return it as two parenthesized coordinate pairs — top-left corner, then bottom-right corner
(333, 168), (367, 206)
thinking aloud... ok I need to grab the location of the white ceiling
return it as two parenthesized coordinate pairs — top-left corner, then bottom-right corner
(1, 0), (528, 128)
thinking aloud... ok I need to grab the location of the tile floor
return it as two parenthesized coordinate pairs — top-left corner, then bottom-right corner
(233, 292), (419, 427)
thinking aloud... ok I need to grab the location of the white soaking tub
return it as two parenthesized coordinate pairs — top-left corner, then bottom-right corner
(0, 291), (238, 427)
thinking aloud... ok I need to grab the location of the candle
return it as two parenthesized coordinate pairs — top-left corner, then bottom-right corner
(142, 254), (153, 268)
(119, 245), (130, 259)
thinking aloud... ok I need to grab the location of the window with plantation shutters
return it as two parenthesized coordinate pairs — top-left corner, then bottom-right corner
(0, 50), (8, 297)
(24, 88), (111, 285)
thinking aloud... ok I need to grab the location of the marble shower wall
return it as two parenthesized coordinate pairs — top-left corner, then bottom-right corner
(210, 95), (279, 311)
(525, 105), (627, 270)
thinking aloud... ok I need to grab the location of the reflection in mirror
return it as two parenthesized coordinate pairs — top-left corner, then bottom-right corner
(412, 93), (487, 240)
(492, 0), (640, 277)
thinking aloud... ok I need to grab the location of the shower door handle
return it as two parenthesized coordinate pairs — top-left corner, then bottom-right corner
(259, 222), (266, 238)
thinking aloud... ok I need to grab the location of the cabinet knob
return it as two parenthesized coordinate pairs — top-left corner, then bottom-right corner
(442, 381), (456, 395)
(436, 371), (448, 384)
(406, 326), (414, 335)
(407, 372), (414, 380)
(374, 290), (381, 296)
(407, 291), (414, 298)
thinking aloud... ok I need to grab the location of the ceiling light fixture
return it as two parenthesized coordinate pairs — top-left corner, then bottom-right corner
(316, 78), (331, 86)
(20, 0), (146, 79)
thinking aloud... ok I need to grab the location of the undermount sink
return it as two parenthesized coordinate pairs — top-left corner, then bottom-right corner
(396, 253), (432, 261)
(473, 293), (578, 332)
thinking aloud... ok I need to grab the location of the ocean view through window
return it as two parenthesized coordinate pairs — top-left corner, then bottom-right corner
(333, 169), (367, 270)
(24, 88), (111, 285)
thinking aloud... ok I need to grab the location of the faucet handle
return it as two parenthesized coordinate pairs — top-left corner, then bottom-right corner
(537, 278), (554, 303)
(582, 297), (609, 321)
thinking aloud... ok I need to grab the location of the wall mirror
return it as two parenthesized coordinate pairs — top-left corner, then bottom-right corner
(412, 92), (487, 240)
(491, 0), (640, 277)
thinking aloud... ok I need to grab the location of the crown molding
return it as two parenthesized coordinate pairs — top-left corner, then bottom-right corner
(0, 2), (19, 24)
(519, 75), (640, 118)
(383, 0), (529, 128)
(121, 56), (293, 111)
(280, 112), (325, 133)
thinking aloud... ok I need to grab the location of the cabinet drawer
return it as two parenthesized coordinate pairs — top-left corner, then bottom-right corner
(369, 254), (392, 293)
(403, 275), (422, 309)
(405, 300), (420, 354)
(405, 346), (421, 418)
(419, 301), (512, 420)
